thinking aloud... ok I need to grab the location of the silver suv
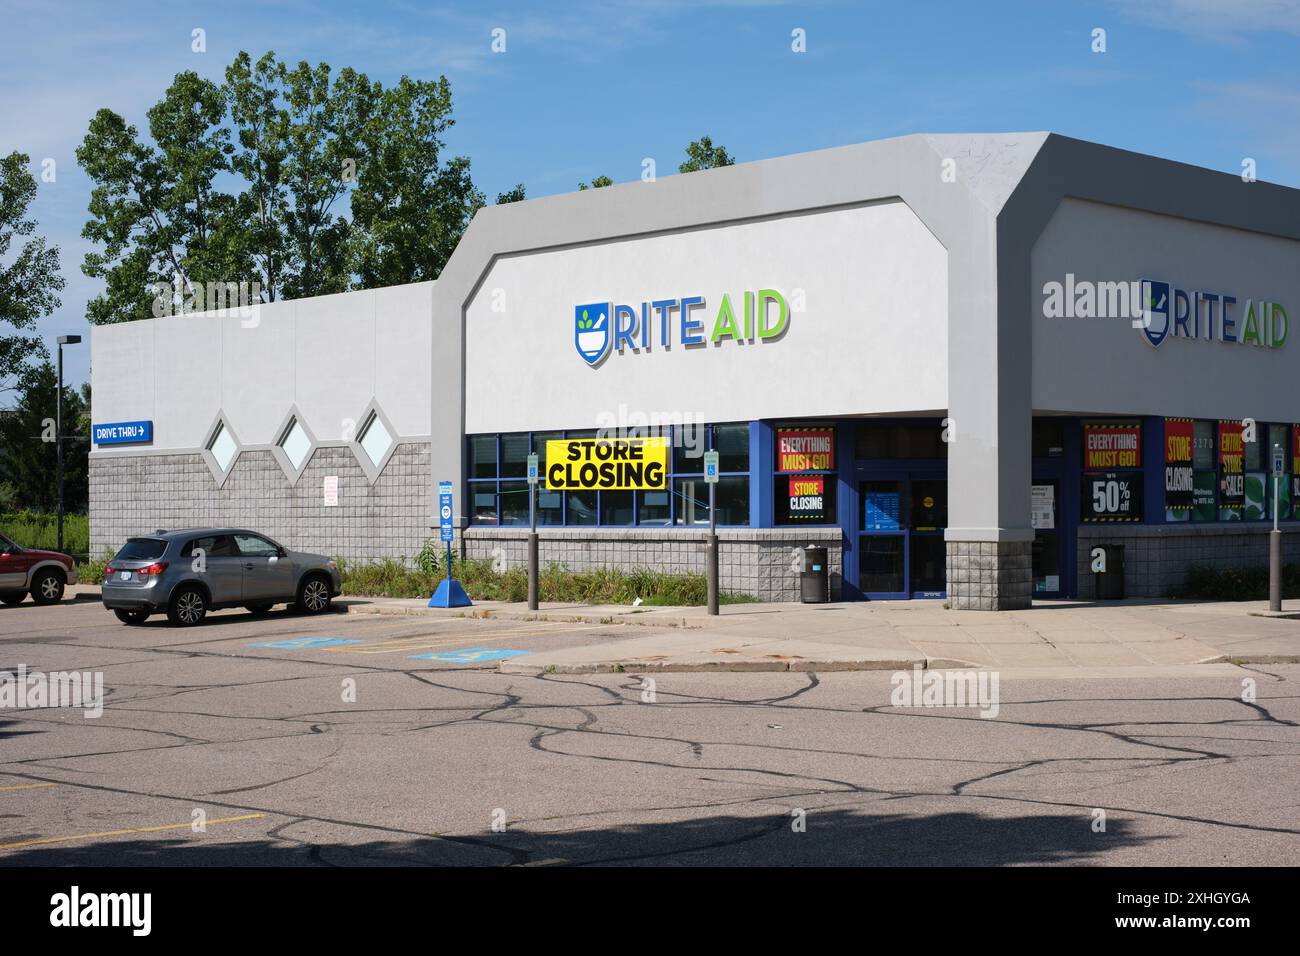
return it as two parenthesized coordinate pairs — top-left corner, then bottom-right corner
(101, 528), (342, 627)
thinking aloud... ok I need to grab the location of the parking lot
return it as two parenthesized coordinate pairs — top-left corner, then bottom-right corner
(1, 597), (1299, 866)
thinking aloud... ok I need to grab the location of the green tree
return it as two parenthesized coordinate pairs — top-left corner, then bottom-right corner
(78, 72), (250, 323)
(349, 74), (483, 287)
(495, 184), (526, 204)
(578, 175), (613, 190)
(679, 136), (734, 173)
(0, 362), (88, 512)
(0, 152), (63, 396)
(78, 51), (484, 321)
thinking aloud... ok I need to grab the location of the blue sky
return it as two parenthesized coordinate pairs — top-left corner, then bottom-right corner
(4, 0), (1299, 391)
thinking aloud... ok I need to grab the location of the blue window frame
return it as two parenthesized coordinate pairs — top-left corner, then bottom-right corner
(466, 423), (751, 527)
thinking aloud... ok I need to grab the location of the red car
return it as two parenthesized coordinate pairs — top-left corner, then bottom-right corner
(0, 532), (79, 605)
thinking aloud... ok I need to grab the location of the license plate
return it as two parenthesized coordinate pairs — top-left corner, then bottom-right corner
(119, 571), (131, 581)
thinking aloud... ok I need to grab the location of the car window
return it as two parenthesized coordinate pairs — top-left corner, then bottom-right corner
(115, 538), (167, 561)
(184, 535), (237, 558)
(0, 533), (15, 552)
(234, 534), (279, 557)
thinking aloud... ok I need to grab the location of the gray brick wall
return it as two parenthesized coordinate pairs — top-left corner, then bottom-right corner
(89, 442), (432, 562)
(465, 527), (843, 602)
(1076, 524), (1300, 598)
(946, 540), (1033, 610)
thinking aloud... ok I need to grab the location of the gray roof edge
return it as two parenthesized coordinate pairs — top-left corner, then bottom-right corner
(918, 132), (1051, 215)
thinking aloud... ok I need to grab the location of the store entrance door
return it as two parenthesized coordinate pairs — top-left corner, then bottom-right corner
(858, 473), (947, 599)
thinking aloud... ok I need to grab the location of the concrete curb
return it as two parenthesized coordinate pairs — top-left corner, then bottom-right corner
(340, 600), (700, 629)
(499, 657), (929, 675)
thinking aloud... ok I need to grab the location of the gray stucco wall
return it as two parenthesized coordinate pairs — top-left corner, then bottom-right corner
(89, 442), (432, 562)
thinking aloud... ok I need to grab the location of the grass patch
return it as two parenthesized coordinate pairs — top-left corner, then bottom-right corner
(340, 556), (757, 606)
(77, 550), (116, 586)
(0, 511), (88, 559)
(1177, 563), (1300, 601)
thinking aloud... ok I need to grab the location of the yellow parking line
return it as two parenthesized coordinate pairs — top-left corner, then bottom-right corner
(0, 813), (267, 851)
(0, 782), (56, 792)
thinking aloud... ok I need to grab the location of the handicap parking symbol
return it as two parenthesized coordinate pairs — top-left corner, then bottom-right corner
(251, 637), (364, 650)
(408, 647), (529, 664)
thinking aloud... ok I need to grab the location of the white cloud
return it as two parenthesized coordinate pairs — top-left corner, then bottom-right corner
(1111, 0), (1300, 42)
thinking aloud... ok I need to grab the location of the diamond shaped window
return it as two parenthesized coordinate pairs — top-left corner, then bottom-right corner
(358, 411), (393, 468)
(279, 417), (312, 470)
(208, 422), (237, 473)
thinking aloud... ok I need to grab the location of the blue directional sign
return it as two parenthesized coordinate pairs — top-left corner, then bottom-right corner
(439, 480), (454, 543)
(92, 420), (153, 445)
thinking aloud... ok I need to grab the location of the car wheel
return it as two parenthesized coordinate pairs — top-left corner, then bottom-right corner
(295, 574), (332, 615)
(114, 608), (150, 626)
(0, 591), (25, 606)
(167, 586), (208, 627)
(245, 603), (274, 616)
(30, 570), (65, 605)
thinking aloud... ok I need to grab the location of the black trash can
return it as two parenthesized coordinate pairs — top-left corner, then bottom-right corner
(1094, 544), (1125, 600)
(800, 545), (829, 603)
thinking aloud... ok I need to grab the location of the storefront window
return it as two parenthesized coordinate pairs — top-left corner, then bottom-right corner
(713, 424), (749, 472)
(854, 423), (947, 459)
(499, 482), (529, 525)
(860, 537), (904, 593)
(600, 490), (634, 526)
(673, 478), (708, 525)
(713, 476), (750, 526)
(469, 435), (497, 479)
(909, 480), (947, 530)
(1081, 421), (1143, 524)
(673, 422), (707, 473)
(1032, 419), (1065, 458)
(1189, 420), (1218, 522)
(776, 473), (836, 524)
(466, 425), (751, 529)
(637, 490), (671, 525)
(537, 489), (563, 526)
(471, 487), (498, 525)
(533, 431), (562, 470)
(566, 488), (598, 525)
(501, 433), (529, 478)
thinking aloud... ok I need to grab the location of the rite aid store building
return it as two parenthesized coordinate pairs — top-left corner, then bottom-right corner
(89, 132), (1300, 609)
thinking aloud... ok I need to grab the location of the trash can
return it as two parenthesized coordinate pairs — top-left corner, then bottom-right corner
(1094, 544), (1125, 600)
(800, 544), (830, 603)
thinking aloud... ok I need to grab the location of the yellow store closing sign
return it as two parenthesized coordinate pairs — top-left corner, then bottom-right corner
(545, 437), (669, 490)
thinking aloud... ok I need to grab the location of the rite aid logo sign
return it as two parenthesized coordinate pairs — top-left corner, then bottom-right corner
(1042, 274), (1288, 352)
(1139, 278), (1288, 351)
(574, 289), (792, 367)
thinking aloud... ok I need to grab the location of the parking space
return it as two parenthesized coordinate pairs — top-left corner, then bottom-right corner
(2, 596), (1298, 867)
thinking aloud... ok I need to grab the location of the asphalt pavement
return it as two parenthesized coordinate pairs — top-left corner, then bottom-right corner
(0, 599), (1297, 866)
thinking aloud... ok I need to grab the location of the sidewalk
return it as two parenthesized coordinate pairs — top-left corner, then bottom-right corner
(338, 592), (1300, 674)
(65, 585), (1300, 674)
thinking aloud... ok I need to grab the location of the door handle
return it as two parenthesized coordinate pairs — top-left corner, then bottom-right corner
(242, 563), (255, 570)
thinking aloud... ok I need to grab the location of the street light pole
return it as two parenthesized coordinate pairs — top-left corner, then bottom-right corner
(55, 335), (82, 554)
